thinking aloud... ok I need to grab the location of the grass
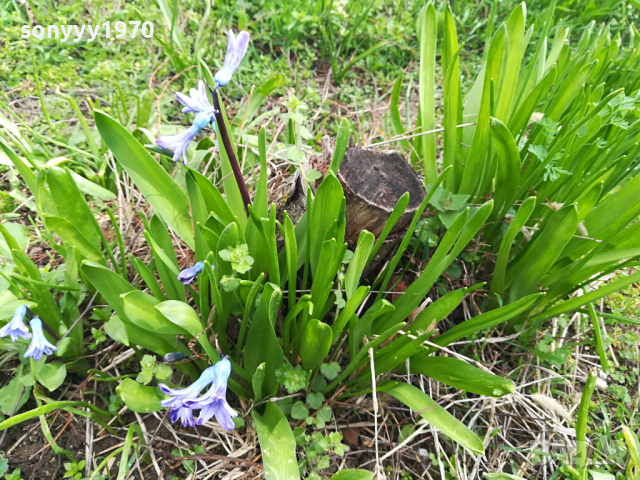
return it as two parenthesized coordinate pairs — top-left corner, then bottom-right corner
(1, 0), (640, 478)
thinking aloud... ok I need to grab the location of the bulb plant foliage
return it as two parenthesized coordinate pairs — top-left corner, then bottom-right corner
(0, 2), (639, 478)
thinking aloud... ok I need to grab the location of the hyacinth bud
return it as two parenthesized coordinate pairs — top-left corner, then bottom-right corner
(164, 352), (186, 363)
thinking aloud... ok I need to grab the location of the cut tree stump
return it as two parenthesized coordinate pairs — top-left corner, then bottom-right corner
(274, 139), (426, 269)
(334, 145), (426, 244)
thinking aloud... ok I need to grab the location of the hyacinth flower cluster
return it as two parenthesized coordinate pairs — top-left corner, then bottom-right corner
(159, 357), (238, 429)
(177, 261), (205, 286)
(156, 31), (250, 166)
(0, 305), (58, 361)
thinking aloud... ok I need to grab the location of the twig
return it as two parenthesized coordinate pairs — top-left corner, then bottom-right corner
(365, 122), (476, 148)
(57, 291), (99, 345)
(369, 347), (384, 479)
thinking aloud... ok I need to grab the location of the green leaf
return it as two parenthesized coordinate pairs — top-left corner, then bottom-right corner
(156, 364), (172, 381)
(36, 363), (67, 392)
(442, 7), (462, 190)
(419, 3), (437, 185)
(587, 303), (608, 374)
(244, 283), (284, 396)
(508, 205), (579, 301)
(489, 117), (520, 223)
(459, 24), (507, 196)
(495, 3), (526, 122)
(375, 204), (470, 332)
(484, 474), (527, 480)
(116, 378), (163, 413)
(332, 286), (369, 338)
(329, 118), (350, 173)
(275, 364), (306, 394)
(186, 171), (210, 262)
(0, 377), (30, 415)
(320, 362), (341, 381)
(382, 381), (483, 454)
(368, 193), (410, 263)
(253, 363), (266, 403)
(0, 400), (113, 432)
(47, 167), (102, 250)
(410, 356), (514, 397)
(0, 291), (36, 320)
(253, 403), (300, 480)
(309, 173), (344, 275)
(389, 72), (410, 151)
(508, 67), (556, 138)
(121, 291), (188, 335)
(68, 170), (116, 200)
(82, 261), (135, 319)
(301, 319), (333, 372)
(155, 300), (204, 337)
(330, 470), (374, 480)
(374, 169), (452, 305)
(94, 109), (194, 249)
(316, 405), (332, 429)
(284, 212), (298, 313)
(408, 289), (464, 334)
(188, 167), (237, 228)
(432, 293), (542, 348)
(0, 137), (38, 194)
(136, 370), (153, 386)
(245, 128), (270, 278)
(306, 392), (324, 410)
(350, 300), (395, 357)
(429, 187), (468, 213)
(44, 216), (104, 264)
(291, 401), (309, 420)
(489, 197), (536, 297)
(345, 230), (374, 299)
(543, 270), (640, 318)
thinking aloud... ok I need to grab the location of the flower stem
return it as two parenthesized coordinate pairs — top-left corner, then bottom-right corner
(211, 89), (252, 215)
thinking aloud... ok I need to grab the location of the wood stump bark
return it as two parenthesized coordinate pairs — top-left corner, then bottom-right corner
(275, 139), (426, 256)
(335, 145), (426, 244)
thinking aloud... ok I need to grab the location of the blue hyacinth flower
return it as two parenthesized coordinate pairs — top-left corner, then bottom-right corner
(177, 261), (205, 286)
(184, 357), (238, 429)
(214, 31), (250, 88)
(24, 318), (57, 361)
(0, 305), (31, 342)
(156, 112), (214, 166)
(175, 80), (214, 114)
(159, 366), (215, 427)
(159, 358), (236, 429)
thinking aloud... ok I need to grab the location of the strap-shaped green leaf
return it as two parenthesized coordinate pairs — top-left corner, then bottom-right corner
(410, 355), (514, 397)
(380, 381), (484, 455)
(431, 293), (542, 348)
(121, 291), (186, 335)
(309, 173), (344, 275)
(94, 110), (194, 248)
(419, 3), (437, 185)
(330, 470), (373, 480)
(253, 403), (300, 480)
(507, 205), (579, 301)
(244, 283), (284, 396)
(44, 216), (104, 264)
(345, 230), (374, 299)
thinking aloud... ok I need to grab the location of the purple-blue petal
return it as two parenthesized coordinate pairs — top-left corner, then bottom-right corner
(24, 317), (57, 360)
(177, 261), (205, 285)
(0, 305), (31, 343)
(214, 31), (250, 88)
